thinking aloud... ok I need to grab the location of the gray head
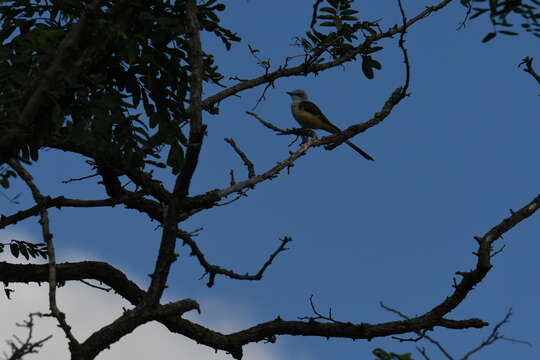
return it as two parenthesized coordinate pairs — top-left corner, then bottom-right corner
(286, 89), (308, 101)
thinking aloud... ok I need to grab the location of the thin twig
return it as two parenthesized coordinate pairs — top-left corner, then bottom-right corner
(8, 160), (79, 348)
(224, 138), (256, 178)
(462, 309), (531, 360)
(80, 279), (112, 292)
(4, 313), (52, 360)
(178, 230), (292, 287)
(0, 192), (147, 230)
(298, 295), (344, 324)
(173, 0), (205, 198)
(519, 56), (540, 87)
(62, 173), (98, 184)
(396, 0), (411, 98)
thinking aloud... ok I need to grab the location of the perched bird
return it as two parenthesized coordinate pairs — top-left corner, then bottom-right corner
(287, 89), (374, 161)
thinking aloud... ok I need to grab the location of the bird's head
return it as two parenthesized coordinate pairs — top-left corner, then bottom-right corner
(286, 89), (308, 101)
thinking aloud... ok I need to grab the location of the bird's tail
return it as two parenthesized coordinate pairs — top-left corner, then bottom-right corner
(345, 140), (374, 161)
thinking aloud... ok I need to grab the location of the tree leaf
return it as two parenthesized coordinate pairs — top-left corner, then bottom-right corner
(371, 59), (382, 70)
(320, 21), (336, 27)
(361, 55), (374, 79)
(18, 243), (29, 260)
(320, 7), (336, 14)
(499, 30), (518, 35)
(482, 31), (497, 42)
(9, 242), (19, 258)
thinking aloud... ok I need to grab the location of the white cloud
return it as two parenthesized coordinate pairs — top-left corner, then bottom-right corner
(1, 272), (283, 360)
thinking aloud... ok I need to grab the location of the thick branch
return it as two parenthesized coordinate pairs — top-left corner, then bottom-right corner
(0, 261), (146, 304)
(151, 193), (540, 358)
(145, 201), (179, 305)
(77, 299), (200, 360)
(4, 186), (538, 360)
(0, 258), (487, 360)
(173, 0), (205, 197)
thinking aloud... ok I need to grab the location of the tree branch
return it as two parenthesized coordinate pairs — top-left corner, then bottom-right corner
(7, 160), (79, 348)
(0, 193), (147, 230)
(224, 138), (255, 179)
(461, 309), (531, 360)
(0, 261), (146, 304)
(173, 0), (205, 198)
(519, 56), (540, 86)
(178, 231), (292, 287)
(200, 0), (453, 110)
(158, 192), (540, 358)
(321, 87), (404, 150)
(4, 313), (52, 360)
(77, 299), (200, 360)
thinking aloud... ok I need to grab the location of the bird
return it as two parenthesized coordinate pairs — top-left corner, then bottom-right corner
(286, 89), (374, 161)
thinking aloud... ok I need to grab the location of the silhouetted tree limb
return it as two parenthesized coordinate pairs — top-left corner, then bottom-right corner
(3, 314), (52, 360)
(201, 0), (453, 110)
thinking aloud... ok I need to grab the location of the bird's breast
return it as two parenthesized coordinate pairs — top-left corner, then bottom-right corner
(291, 103), (324, 129)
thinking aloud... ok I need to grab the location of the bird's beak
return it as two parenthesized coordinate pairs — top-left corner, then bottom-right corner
(286, 91), (293, 96)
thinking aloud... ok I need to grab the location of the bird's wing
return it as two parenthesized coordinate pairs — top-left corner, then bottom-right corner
(299, 100), (341, 133)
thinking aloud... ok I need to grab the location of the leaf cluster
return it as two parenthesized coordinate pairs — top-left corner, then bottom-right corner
(0, 166), (17, 189)
(461, 0), (540, 41)
(297, 0), (383, 79)
(0, 239), (48, 260)
(0, 0), (239, 179)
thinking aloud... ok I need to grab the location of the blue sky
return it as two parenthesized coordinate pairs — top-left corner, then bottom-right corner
(1, 1), (539, 359)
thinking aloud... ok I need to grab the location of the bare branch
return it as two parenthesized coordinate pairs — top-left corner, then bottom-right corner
(0, 261), (146, 304)
(145, 201), (179, 305)
(392, 329), (428, 343)
(3, 313), (52, 360)
(246, 111), (315, 137)
(381, 303), (532, 360)
(7, 160), (79, 348)
(396, 0), (411, 98)
(178, 230), (292, 287)
(519, 56), (540, 86)
(298, 295), (344, 324)
(61, 173), (99, 184)
(417, 346), (433, 360)
(380, 302), (455, 360)
(78, 299), (200, 360)
(224, 138), (255, 178)
(162, 193), (540, 358)
(217, 138), (313, 198)
(173, 0), (205, 198)
(80, 279), (112, 293)
(461, 309), (531, 360)
(146, 0), (208, 305)
(321, 87), (404, 151)
(0, 193), (147, 230)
